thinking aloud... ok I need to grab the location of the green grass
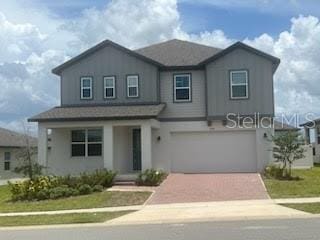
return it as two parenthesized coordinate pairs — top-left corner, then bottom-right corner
(0, 185), (151, 213)
(0, 211), (133, 227)
(282, 203), (320, 214)
(264, 164), (320, 198)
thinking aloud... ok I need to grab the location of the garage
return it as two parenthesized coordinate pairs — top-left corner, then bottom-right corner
(170, 130), (257, 173)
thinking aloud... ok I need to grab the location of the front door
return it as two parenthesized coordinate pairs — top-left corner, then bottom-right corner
(132, 129), (142, 171)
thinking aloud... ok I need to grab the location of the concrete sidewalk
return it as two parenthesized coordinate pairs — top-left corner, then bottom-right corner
(107, 199), (309, 225)
(275, 197), (320, 204)
(0, 205), (142, 217)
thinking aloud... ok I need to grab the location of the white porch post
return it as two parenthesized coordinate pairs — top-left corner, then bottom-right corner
(38, 124), (48, 168)
(103, 125), (114, 170)
(141, 124), (152, 171)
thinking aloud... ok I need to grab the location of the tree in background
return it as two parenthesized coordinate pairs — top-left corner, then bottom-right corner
(14, 124), (43, 180)
(272, 131), (305, 179)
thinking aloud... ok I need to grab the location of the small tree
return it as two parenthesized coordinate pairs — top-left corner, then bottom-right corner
(14, 124), (43, 180)
(272, 131), (305, 178)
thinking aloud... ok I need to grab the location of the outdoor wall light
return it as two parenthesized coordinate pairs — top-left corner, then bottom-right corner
(157, 136), (161, 141)
(263, 133), (268, 138)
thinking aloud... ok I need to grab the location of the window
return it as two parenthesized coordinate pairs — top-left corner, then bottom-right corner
(87, 129), (102, 156)
(230, 70), (248, 99)
(80, 77), (93, 99)
(127, 75), (139, 97)
(317, 126), (320, 144)
(104, 76), (116, 99)
(71, 129), (102, 157)
(4, 152), (10, 171)
(174, 74), (191, 102)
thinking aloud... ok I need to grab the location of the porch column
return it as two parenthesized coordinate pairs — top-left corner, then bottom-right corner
(38, 124), (48, 168)
(103, 125), (114, 170)
(141, 124), (152, 171)
(304, 126), (310, 144)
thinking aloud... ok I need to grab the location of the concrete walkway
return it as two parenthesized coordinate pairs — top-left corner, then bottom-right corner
(0, 205), (143, 217)
(275, 197), (320, 204)
(107, 199), (309, 225)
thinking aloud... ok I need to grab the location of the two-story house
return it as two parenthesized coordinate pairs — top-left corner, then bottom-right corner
(29, 39), (280, 175)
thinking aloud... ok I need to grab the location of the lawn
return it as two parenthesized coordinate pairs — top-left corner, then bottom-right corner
(0, 185), (151, 213)
(0, 211), (133, 227)
(263, 164), (320, 198)
(282, 203), (320, 214)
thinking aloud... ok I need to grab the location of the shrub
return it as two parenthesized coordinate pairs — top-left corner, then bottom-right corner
(136, 169), (167, 186)
(8, 169), (116, 201)
(78, 184), (93, 195)
(264, 164), (283, 179)
(93, 185), (104, 192)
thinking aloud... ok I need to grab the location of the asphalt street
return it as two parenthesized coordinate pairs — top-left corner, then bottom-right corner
(1, 217), (320, 240)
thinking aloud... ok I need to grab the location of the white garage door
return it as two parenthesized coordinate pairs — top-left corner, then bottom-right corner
(171, 131), (257, 173)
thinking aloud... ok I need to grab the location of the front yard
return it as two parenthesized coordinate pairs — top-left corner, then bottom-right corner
(263, 164), (320, 198)
(0, 185), (151, 213)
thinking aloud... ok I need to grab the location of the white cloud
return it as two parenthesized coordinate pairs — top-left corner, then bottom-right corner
(0, 0), (320, 132)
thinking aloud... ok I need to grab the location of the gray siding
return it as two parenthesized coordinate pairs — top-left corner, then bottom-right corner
(158, 70), (206, 119)
(206, 48), (274, 117)
(60, 45), (159, 106)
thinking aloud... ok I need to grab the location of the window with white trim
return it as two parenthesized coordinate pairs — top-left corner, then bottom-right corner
(174, 74), (191, 102)
(127, 75), (139, 97)
(80, 77), (93, 99)
(230, 70), (248, 99)
(71, 129), (102, 157)
(4, 152), (10, 171)
(104, 76), (115, 99)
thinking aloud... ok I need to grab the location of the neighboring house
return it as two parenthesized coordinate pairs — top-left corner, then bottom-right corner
(301, 119), (320, 163)
(0, 127), (37, 179)
(29, 39), (281, 175)
(273, 121), (313, 168)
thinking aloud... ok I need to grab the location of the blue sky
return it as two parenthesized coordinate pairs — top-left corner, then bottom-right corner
(0, 0), (320, 132)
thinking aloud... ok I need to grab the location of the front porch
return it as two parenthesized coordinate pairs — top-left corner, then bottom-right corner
(38, 119), (160, 176)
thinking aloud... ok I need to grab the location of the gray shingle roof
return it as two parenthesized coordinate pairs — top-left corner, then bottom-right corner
(0, 127), (37, 147)
(274, 120), (299, 131)
(135, 39), (222, 67)
(29, 104), (166, 122)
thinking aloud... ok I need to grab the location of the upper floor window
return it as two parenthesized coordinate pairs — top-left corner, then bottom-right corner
(4, 152), (10, 171)
(80, 77), (93, 99)
(230, 70), (248, 99)
(174, 74), (191, 102)
(71, 129), (102, 157)
(127, 75), (139, 98)
(104, 76), (116, 99)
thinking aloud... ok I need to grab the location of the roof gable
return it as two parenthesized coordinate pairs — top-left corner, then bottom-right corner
(52, 40), (164, 75)
(199, 42), (280, 71)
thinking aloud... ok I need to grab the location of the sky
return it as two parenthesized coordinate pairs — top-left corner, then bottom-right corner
(0, 0), (320, 133)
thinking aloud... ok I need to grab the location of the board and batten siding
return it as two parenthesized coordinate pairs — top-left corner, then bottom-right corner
(60, 45), (159, 106)
(158, 70), (206, 119)
(206, 48), (274, 118)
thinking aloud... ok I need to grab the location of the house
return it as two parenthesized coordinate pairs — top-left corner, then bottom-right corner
(0, 127), (37, 179)
(301, 119), (320, 163)
(29, 39), (281, 175)
(273, 120), (300, 134)
(273, 120), (313, 168)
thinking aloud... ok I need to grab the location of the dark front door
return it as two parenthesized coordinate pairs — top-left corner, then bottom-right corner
(132, 129), (142, 171)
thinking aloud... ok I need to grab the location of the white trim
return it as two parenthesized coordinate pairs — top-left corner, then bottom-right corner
(174, 74), (191, 102)
(80, 77), (93, 99)
(104, 76), (116, 99)
(127, 75), (139, 98)
(230, 70), (248, 99)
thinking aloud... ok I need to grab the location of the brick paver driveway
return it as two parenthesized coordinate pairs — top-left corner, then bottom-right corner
(147, 173), (269, 205)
